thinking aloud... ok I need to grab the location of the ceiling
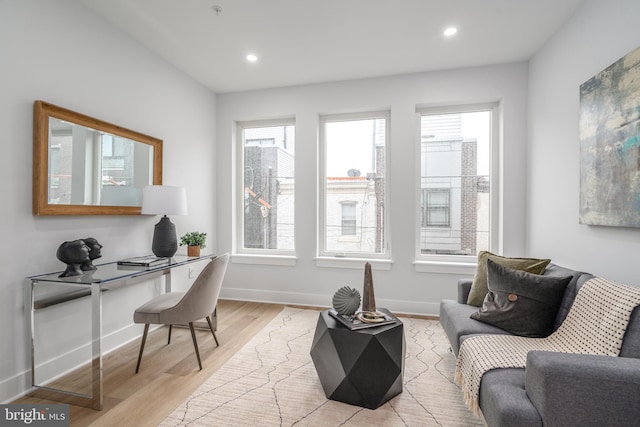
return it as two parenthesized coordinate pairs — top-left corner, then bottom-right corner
(80, 0), (586, 94)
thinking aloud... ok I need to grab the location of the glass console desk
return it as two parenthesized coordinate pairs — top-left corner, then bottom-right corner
(26, 254), (217, 410)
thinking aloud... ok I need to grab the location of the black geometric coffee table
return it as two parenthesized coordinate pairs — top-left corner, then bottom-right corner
(310, 308), (405, 409)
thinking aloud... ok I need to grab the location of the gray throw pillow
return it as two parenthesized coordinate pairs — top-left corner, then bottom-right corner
(466, 251), (551, 307)
(470, 260), (571, 338)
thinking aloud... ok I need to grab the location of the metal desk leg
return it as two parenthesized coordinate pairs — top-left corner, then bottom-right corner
(164, 269), (171, 292)
(28, 280), (104, 410)
(90, 282), (103, 410)
(28, 280), (35, 391)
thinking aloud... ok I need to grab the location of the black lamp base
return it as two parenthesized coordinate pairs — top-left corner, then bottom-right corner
(151, 215), (178, 257)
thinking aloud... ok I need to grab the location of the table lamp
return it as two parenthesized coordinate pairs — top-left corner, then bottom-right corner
(141, 185), (188, 257)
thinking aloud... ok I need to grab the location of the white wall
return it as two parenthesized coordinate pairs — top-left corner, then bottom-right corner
(527, 0), (640, 283)
(0, 0), (217, 402)
(216, 63), (530, 315)
(10, 0), (634, 407)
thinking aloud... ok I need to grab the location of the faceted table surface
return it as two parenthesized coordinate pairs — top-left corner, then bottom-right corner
(310, 308), (405, 409)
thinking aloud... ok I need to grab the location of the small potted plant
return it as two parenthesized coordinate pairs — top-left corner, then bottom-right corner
(180, 231), (207, 257)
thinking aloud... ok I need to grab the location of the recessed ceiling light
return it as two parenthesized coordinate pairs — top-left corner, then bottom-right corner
(246, 54), (258, 62)
(444, 27), (457, 37)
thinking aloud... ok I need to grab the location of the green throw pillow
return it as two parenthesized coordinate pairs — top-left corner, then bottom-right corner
(470, 260), (571, 337)
(466, 251), (551, 306)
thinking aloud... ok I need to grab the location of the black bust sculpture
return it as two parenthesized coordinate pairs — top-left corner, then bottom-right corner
(56, 239), (91, 277)
(81, 237), (103, 271)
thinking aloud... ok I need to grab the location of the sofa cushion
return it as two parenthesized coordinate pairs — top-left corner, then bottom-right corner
(467, 251), (551, 306)
(470, 261), (571, 337)
(479, 368), (541, 427)
(439, 299), (511, 355)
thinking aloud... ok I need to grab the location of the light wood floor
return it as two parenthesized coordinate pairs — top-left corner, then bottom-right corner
(15, 301), (436, 426)
(14, 300), (295, 427)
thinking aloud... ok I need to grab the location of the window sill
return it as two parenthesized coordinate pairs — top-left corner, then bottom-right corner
(413, 260), (476, 275)
(232, 254), (298, 266)
(315, 256), (393, 270)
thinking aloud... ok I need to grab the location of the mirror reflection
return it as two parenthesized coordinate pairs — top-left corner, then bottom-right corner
(48, 117), (153, 206)
(33, 101), (163, 215)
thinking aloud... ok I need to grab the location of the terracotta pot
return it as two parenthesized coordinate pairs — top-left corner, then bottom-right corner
(187, 245), (201, 257)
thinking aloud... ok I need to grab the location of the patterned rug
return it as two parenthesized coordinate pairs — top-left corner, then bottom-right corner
(160, 307), (482, 427)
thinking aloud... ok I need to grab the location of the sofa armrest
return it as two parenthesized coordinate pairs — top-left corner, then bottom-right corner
(458, 279), (472, 304)
(525, 351), (640, 427)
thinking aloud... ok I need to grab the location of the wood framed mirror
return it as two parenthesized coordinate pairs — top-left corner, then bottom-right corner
(33, 101), (163, 215)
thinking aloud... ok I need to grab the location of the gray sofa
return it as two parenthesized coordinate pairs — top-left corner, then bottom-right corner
(440, 263), (640, 427)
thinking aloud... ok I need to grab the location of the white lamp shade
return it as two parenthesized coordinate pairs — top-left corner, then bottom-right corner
(141, 185), (188, 216)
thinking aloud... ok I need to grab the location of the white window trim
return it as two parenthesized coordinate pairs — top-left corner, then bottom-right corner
(235, 117), (296, 258)
(318, 111), (392, 262)
(414, 102), (500, 270)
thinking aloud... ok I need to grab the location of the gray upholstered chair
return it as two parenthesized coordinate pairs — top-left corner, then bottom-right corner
(133, 253), (229, 373)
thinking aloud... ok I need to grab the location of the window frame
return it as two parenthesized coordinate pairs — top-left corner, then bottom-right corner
(318, 111), (391, 261)
(414, 103), (500, 266)
(235, 117), (296, 258)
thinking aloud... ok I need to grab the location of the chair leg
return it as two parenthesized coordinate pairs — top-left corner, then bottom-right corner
(135, 324), (150, 374)
(206, 316), (219, 347)
(167, 324), (172, 344)
(189, 322), (203, 370)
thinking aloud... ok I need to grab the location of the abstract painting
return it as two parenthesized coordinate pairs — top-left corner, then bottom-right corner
(580, 45), (640, 227)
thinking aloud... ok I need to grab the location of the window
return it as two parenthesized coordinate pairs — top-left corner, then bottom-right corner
(237, 119), (295, 254)
(320, 112), (389, 258)
(341, 201), (357, 236)
(417, 104), (498, 259)
(422, 188), (451, 227)
(101, 135), (133, 187)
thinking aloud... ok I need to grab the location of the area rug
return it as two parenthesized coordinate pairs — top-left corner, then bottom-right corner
(160, 307), (483, 427)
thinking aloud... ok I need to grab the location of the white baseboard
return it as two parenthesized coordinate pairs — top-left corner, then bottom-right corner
(219, 288), (440, 318)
